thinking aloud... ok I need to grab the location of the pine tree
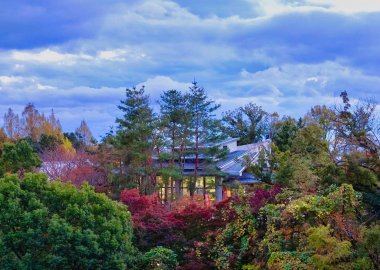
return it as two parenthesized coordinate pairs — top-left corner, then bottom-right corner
(0, 140), (41, 178)
(159, 89), (190, 203)
(116, 86), (156, 194)
(187, 81), (222, 197)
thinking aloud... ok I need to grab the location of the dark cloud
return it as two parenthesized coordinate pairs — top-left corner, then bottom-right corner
(231, 11), (380, 73)
(0, 0), (142, 49)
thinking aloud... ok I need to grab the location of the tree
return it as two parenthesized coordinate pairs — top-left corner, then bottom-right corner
(3, 108), (21, 140)
(0, 128), (8, 150)
(120, 188), (185, 251)
(334, 91), (379, 156)
(18, 104), (64, 144)
(187, 81), (222, 197)
(116, 86), (156, 194)
(272, 116), (300, 152)
(222, 102), (269, 145)
(21, 103), (42, 141)
(41, 147), (105, 188)
(305, 105), (336, 142)
(63, 132), (84, 150)
(306, 225), (352, 269)
(318, 92), (380, 196)
(75, 120), (95, 147)
(0, 173), (135, 269)
(141, 247), (178, 270)
(0, 140), (41, 177)
(39, 134), (62, 152)
(159, 89), (190, 204)
(362, 225), (380, 269)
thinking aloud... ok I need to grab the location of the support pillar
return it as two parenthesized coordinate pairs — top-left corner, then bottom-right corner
(215, 176), (223, 202)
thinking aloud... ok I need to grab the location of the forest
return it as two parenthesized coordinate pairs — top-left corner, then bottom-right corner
(0, 83), (379, 270)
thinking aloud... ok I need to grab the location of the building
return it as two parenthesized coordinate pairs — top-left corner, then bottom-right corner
(157, 138), (271, 202)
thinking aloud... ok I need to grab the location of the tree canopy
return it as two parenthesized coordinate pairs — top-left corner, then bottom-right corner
(0, 173), (135, 269)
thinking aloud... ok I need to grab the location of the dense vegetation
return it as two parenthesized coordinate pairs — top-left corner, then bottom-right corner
(0, 85), (379, 269)
(0, 173), (134, 269)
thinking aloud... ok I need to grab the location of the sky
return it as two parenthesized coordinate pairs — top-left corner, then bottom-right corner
(0, 0), (379, 138)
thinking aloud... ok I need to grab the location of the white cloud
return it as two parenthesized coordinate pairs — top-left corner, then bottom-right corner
(0, 76), (24, 85)
(10, 49), (93, 65)
(97, 50), (126, 61)
(248, 0), (380, 18)
(216, 61), (380, 115)
(306, 0), (380, 13)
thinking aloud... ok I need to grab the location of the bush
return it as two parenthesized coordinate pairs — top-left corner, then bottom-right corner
(141, 246), (178, 270)
(0, 173), (135, 269)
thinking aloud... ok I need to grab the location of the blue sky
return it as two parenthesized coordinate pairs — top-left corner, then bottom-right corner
(0, 0), (379, 138)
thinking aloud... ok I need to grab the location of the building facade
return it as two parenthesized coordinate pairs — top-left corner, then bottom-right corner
(157, 138), (271, 202)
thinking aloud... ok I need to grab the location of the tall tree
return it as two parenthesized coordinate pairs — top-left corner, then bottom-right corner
(272, 116), (300, 152)
(116, 86), (156, 194)
(40, 109), (62, 138)
(21, 103), (42, 141)
(333, 91), (379, 156)
(222, 102), (269, 145)
(187, 81), (221, 197)
(3, 108), (21, 140)
(75, 120), (94, 147)
(159, 89), (190, 203)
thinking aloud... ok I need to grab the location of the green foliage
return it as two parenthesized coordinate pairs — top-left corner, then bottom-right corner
(267, 251), (313, 270)
(186, 81), (224, 196)
(0, 173), (135, 269)
(212, 196), (257, 270)
(141, 246), (178, 270)
(306, 225), (352, 269)
(39, 133), (62, 152)
(222, 102), (268, 145)
(291, 123), (329, 159)
(246, 146), (274, 183)
(273, 150), (293, 186)
(362, 225), (380, 269)
(344, 153), (379, 191)
(0, 140), (41, 176)
(284, 184), (359, 222)
(272, 116), (300, 152)
(115, 86), (156, 194)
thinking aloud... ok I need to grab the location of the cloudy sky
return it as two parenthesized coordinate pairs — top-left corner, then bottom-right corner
(1, 0), (379, 138)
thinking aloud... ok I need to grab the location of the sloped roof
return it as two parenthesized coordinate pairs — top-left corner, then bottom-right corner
(217, 147), (259, 177)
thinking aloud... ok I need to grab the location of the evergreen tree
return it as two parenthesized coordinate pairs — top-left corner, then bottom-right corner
(222, 102), (269, 145)
(186, 81), (222, 197)
(0, 173), (135, 269)
(0, 140), (41, 178)
(272, 116), (300, 152)
(116, 86), (156, 194)
(159, 89), (189, 203)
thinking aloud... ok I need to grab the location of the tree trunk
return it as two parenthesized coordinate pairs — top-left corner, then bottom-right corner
(175, 179), (182, 199)
(192, 115), (199, 198)
(203, 176), (207, 201)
